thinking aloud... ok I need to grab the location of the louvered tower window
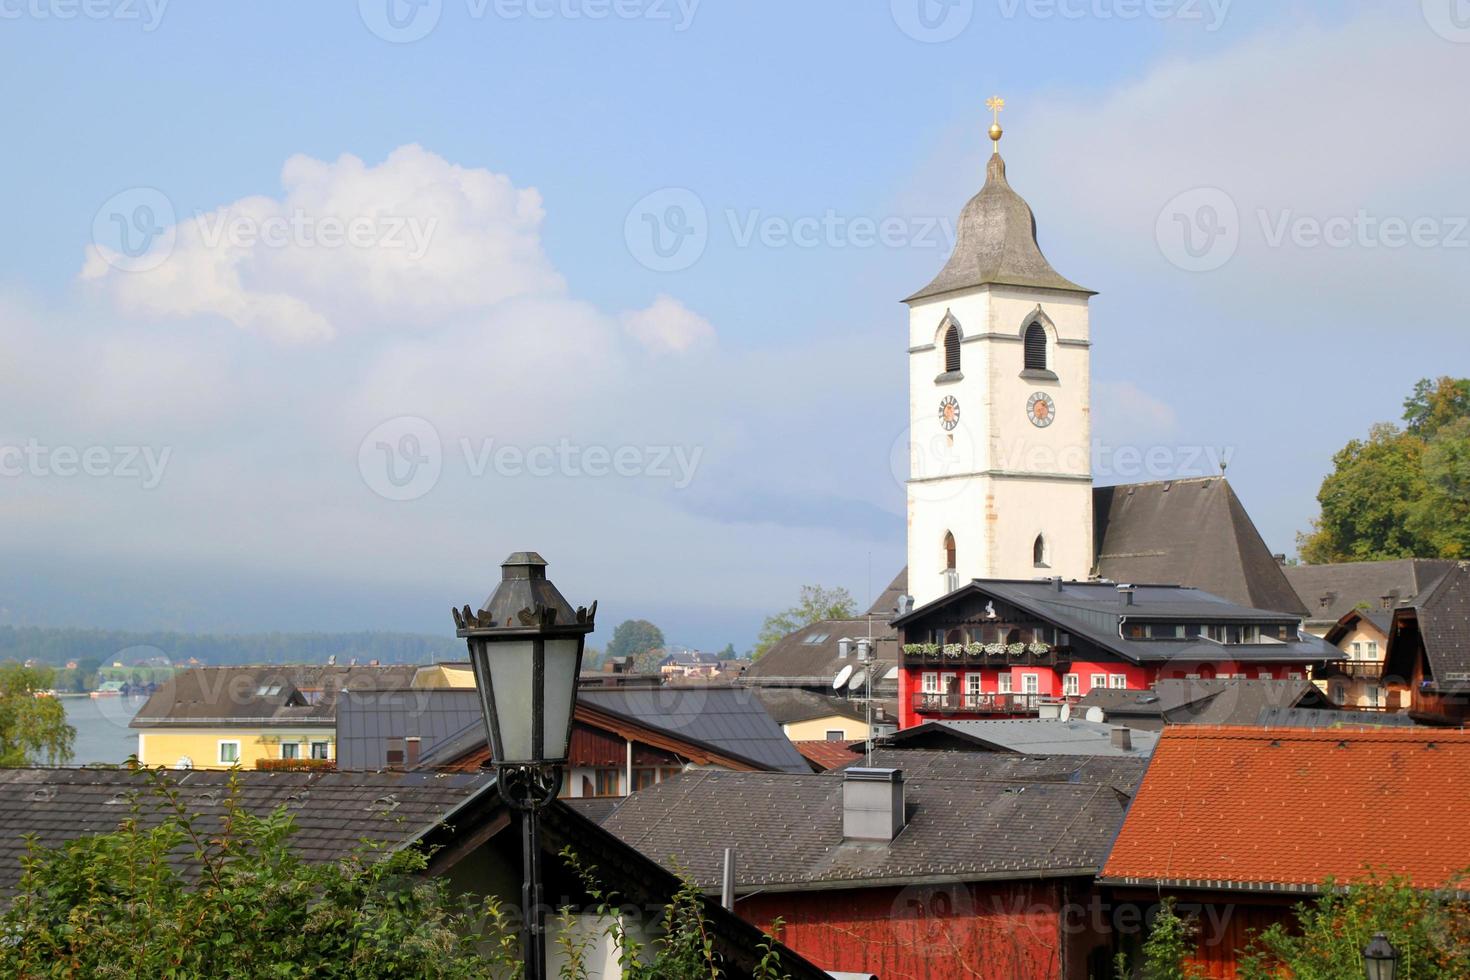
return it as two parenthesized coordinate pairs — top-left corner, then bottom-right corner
(1024, 322), (1047, 371)
(943, 325), (961, 373)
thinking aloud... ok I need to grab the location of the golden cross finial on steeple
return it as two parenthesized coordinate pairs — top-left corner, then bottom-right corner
(985, 95), (1005, 151)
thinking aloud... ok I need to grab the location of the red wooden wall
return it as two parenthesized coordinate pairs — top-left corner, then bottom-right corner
(738, 880), (1099, 979)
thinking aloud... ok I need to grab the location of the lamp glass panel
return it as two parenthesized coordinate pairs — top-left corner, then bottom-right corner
(540, 636), (582, 761)
(481, 637), (537, 763)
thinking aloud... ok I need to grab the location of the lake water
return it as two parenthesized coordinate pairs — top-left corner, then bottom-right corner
(61, 695), (146, 765)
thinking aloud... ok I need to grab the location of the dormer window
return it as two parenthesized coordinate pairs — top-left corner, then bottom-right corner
(1024, 322), (1047, 371)
(943, 325), (960, 373)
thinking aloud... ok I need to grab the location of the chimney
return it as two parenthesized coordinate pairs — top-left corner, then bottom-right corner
(1272, 553), (1287, 565)
(1116, 584), (1136, 606)
(837, 638), (852, 660)
(1053, 576), (1064, 592)
(1110, 727), (1132, 752)
(843, 768), (905, 842)
(405, 736), (421, 769)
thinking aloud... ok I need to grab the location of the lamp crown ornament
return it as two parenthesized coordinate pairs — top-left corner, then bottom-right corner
(986, 94), (1005, 150)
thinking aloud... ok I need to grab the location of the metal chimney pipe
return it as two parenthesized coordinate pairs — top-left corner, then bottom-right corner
(721, 847), (737, 910)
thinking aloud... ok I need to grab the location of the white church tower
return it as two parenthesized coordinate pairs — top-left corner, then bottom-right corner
(905, 101), (1096, 607)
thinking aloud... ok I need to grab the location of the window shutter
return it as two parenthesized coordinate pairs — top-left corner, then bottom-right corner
(1024, 323), (1047, 371)
(944, 326), (961, 373)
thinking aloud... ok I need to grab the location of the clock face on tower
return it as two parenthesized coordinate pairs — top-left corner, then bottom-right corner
(938, 395), (960, 430)
(1026, 392), (1056, 428)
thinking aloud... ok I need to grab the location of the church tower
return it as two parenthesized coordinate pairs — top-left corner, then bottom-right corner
(905, 102), (1096, 607)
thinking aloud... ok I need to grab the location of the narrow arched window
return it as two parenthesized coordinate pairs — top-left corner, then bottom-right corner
(943, 325), (961, 374)
(1024, 322), (1047, 371)
(1033, 534), (1048, 568)
(943, 531), (956, 571)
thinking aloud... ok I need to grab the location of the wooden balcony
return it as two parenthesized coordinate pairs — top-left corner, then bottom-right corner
(912, 692), (1050, 715)
(1318, 660), (1386, 680)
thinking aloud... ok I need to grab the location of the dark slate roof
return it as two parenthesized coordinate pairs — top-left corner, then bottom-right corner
(905, 153), (1092, 302)
(130, 664), (422, 728)
(1078, 679), (1328, 727)
(336, 689), (482, 770)
(1406, 562), (1470, 693)
(1093, 479), (1307, 616)
(602, 767), (1129, 894)
(752, 688), (866, 726)
(834, 748), (1148, 795)
(577, 687), (811, 774)
(867, 568), (908, 618)
(742, 619), (898, 687)
(0, 767), (493, 894)
(1256, 706), (1417, 729)
(883, 719), (1158, 757)
(895, 579), (1336, 667)
(1283, 559), (1455, 626)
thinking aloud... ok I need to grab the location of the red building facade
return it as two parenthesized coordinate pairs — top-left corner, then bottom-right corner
(894, 579), (1333, 730)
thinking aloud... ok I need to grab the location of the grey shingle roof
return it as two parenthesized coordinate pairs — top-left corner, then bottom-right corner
(751, 688), (866, 726)
(131, 664), (422, 728)
(1077, 679), (1328, 728)
(905, 153), (1093, 302)
(883, 718), (1159, 757)
(742, 619), (898, 686)
(1256, 706), (1416, 728)
(895, 579), (1337, 666)
(602, 764), (1130, 893)
(0, 767), (493, 894)
(1093, 478), (1307, 616)
(578, 687), (811, 774)
(1407, 562), (1470, 692)
(834, 748), (1148, 795)
(1284, 559), (1455, 626)
(336, 689), (482, 770)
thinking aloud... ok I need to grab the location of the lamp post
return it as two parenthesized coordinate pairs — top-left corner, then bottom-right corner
(1362, 932), (1400, 980)
(454, 552), (596, 980)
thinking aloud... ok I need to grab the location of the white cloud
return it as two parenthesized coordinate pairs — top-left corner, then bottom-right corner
(1094, 380), (1179, 442)
(619, 294), (716, 354)
(80, 145), (565, 344)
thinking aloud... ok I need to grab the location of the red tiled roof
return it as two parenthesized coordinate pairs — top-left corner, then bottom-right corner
(1102, 726), (1470, 892)
(791, 740), (861, 772)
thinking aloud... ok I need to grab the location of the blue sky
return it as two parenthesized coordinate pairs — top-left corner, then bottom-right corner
(1, 0), (1467, 651)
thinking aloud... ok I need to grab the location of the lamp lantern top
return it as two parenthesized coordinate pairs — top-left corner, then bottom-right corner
(1362, 932), (1399, 980)
(453, 552), (595, 638)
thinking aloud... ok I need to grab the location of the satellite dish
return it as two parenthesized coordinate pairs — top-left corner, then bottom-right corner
(881, 666), (899, 681)
(848, 669), (867, 692)
(832, 664), (854, 690)
(1084, 706), (1106, 724)
(1058, 703), (1072, 722)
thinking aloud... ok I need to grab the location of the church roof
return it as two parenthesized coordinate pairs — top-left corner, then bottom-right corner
(905, 153), (1093, 303)
(1093, 478), (1308, 617)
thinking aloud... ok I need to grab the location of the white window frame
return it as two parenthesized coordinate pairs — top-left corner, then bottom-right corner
(1090, 673), (1107, 692)
(310, 741), (330, 761)
(1021, 673), (1040, 695)
(920, 672), (939, 694)
(1287, 672), (1303, 680)
(217, 740), (241, 766)
(1109, 674), (1128, 689)
(965, 673), (984, 706)
(1257, 669), (1274, 680)
(998, 673), (1013, 694)
(1063, 673), (1080, 697)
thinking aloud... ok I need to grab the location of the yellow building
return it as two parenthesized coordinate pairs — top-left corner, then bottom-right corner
(131, 664), (419, 769)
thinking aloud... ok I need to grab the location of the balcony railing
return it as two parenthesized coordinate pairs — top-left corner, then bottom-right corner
(912, 692), (1050, 715)
(902, 645), (1060, 668)
(1318, 660), (1385, 680)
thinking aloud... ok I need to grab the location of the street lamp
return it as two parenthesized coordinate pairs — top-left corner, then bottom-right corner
(454, 552), (596, 980)
(1362, 932), (1399, 980)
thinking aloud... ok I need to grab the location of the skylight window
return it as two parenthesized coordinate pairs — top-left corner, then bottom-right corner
(255, 684), (283, 697)
(803, 632), (830, 644)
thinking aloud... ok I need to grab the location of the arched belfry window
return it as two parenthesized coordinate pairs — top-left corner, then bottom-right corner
(943, 325), (961, 374)
(1033, 534), (1048, 568)
(1024, 323), (1048, 371)
(944, 531), (956, 571)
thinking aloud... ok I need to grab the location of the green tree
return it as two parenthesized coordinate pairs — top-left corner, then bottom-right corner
(605, 619), (665, 662)
(718, 643), (737, 660)
(0, 663), (74, 766)
(1299, 377), (1470, 563)
(753, 585), (857, 658)
(1236, 876), (1470, 979)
